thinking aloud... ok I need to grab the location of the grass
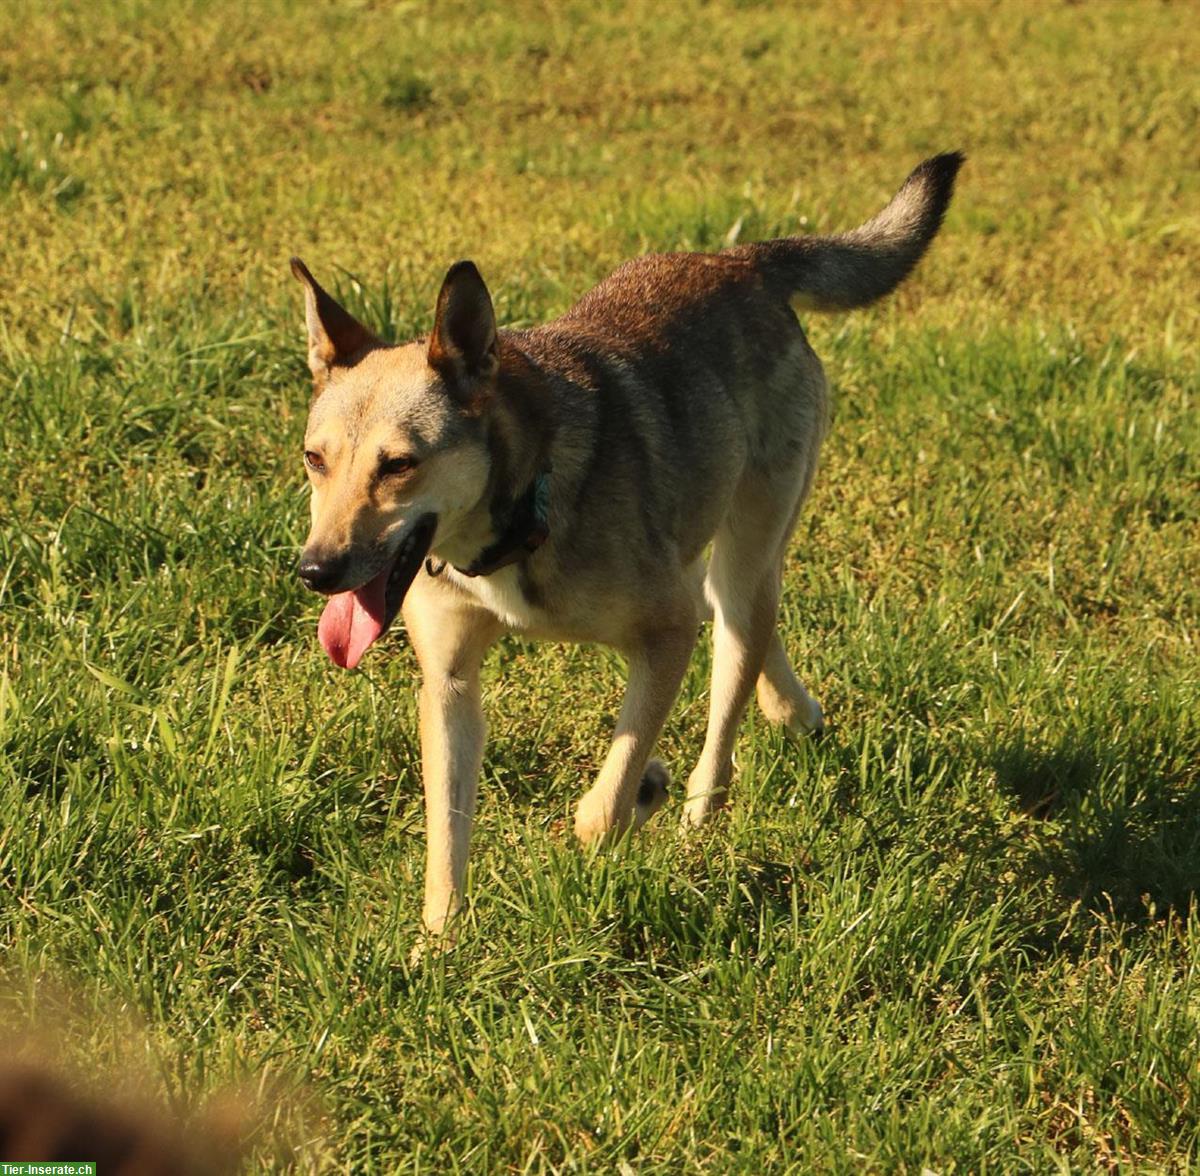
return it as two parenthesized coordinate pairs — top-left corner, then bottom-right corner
(1, 0), (1198, 1170)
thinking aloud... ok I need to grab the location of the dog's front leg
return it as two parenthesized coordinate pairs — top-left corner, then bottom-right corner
(574, 619), (697, 844)
(404, 581), (502, 935)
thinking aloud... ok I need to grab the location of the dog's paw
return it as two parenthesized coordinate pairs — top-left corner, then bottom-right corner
(680, 786), (728, 830)
(410, 919), (460, 966)
(789, 694), (825, 738)
(770, 694), (825, 738)
(575, 765), (670, 845)
(757, 679), (825, 737)
(574, 790), (619, 846)
(632, 758), (671, 830)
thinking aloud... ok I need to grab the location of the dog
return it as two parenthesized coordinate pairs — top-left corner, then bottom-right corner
(291, 152), (963, 935)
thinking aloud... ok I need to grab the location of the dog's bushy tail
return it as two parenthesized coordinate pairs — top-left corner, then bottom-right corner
(744, 152), (964, 312)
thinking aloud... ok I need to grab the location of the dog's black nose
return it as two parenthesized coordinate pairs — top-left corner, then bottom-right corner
(297, 551), (349, 594)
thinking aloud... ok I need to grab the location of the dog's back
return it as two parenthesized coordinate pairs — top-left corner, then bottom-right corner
(507, 152), (964, 586)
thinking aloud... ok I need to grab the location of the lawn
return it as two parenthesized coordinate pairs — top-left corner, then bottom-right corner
(1, 0), (1198, 1170)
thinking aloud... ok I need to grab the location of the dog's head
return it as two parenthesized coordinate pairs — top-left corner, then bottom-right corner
(291, 258), (499, 668)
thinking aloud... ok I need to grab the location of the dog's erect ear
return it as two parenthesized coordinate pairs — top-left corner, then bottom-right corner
(428, 261), (498, 397)
(290, 257), (379, 389)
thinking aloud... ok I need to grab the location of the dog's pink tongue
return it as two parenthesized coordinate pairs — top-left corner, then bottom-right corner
(317, 567), (389, 669)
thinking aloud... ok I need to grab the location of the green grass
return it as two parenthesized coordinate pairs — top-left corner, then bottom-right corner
(2, 0), (1199, 1170)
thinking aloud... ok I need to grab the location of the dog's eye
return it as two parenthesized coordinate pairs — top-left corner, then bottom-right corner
(378, 454), (417, 478)
(304, 450), (326, 474)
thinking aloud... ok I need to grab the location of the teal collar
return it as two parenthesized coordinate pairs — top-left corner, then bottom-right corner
(453, 470), (551, 578)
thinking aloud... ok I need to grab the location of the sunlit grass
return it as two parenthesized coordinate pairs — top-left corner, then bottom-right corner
(1, 1), (1198, 1170)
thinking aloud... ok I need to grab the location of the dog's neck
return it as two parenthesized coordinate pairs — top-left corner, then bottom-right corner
(450, 469), (551, 578)
(437, 335), (556, 578)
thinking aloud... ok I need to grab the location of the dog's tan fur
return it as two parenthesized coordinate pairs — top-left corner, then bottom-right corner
(293, 153), (963, 933)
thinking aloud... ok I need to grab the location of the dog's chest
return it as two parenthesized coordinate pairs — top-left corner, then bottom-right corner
(446, 565), (542, 632)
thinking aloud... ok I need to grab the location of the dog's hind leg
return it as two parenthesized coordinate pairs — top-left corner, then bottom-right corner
(574, 612), (697, 845)
(756, 632), (824, 735)
(403, 579), (503, 936)
(682, 482), (794, 828)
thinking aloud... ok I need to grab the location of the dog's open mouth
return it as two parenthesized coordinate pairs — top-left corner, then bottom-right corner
(316, 514), (437, 669)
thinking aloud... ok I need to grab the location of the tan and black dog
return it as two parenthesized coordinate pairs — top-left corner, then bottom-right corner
(291, 152), (963, 934)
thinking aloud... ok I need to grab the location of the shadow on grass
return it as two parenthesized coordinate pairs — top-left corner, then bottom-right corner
(991, 727), (1200, 923)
